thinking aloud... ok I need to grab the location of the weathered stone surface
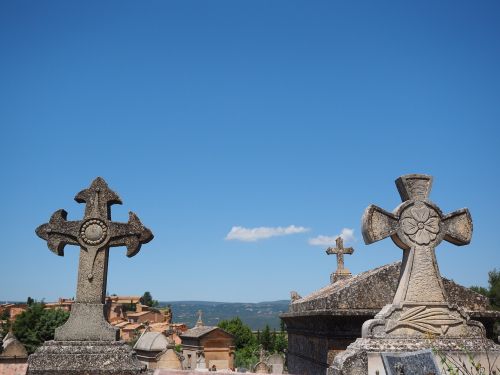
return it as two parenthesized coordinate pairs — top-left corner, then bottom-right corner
(253, 361), (271, 373)
(35, 177), (153, 342)
(54, 303), (118, 341)
(281, 261), (499, 374)
(267, 353), (285, 374)
(1, 330), (28, 360)
(380, 349), (439, 375)
(331, 337), (500, 375)
(330, 174), (500, 374)
(27, 341), (146, 374)
(29, 178), (153, 374)
(284, 262), (496, 325)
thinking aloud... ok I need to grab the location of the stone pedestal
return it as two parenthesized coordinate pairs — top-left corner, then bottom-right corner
(331, 270), (352, 284)
(27, 341), (146, 374)
(331, 335), (500, 375)
(330, 303), (500, 374)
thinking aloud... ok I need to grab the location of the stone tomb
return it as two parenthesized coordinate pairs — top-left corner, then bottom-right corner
(281, 261), (499, 375)
(28, 177), (153, 374)
(331, 174), (500, 375)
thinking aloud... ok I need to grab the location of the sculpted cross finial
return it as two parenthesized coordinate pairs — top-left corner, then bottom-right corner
(36, 177), (153, 341)
(259, 345), (266, 362)
(326, 236), (354, 283)
(196, 310), (203, 327)
(362, 174), (472, 306)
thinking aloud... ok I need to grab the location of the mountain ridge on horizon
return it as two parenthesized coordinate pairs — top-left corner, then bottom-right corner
(159, 300), (290, 330)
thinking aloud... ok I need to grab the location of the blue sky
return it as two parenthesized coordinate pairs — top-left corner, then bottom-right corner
(1, 1), (499, 303)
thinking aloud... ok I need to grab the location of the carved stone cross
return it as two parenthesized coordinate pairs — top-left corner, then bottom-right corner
(196, 309), (203, 327)
(326, 237), (354, 273)
(36, 177), (153, 341)
(362, 174), (472, 306)
(326, 237), (354, 283)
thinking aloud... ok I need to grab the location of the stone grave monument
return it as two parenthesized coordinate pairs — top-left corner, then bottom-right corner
(331, 174), (500, 375)
(28, 177), (154, 374)
(266, 353), (285, 374)
(326, 237), (355, 283)
(253, 346), (271, 374)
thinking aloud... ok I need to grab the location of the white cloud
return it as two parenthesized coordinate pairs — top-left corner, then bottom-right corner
(225, 225), (309, 242)
(308, 228), (356, 246)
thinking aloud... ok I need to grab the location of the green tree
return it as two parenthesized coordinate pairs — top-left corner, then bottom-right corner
(26, 297), (35, 306)
(12, 303), (69, 354)
(140, 291), (158, 308)
(260, 324), (272, 351)
(218, 317), (258, 369)
(234, 345), (259, 369)
(488, 269), (500, 309)
(274, 331), (287, 353)
(280, 319), (286, 332)
(0, 316), (11, 338)
(274, 318), (288, 353)
(471, 268), (500, 339)
(470, 286), (489, 296)
(271, 329), (277, 352)
(218, 317), (256, 350)
(471, 268), (500, 309)
(0, 309), (9, 321)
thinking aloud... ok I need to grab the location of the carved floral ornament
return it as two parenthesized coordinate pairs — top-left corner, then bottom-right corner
(401, 205), (440, 246)
(386, 306), (463, 335)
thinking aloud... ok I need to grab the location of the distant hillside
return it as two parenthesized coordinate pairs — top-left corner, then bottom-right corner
(159, 300), (290, 330)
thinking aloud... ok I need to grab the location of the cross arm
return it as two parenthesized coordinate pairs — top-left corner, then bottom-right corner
(108, 212), (154, 257)
(35, 209), (81, 256)
(362, 205), (399, 244)
(442, 208), (473, 246)
(325, 247), (336, 255)
(344, 246), (354, 255)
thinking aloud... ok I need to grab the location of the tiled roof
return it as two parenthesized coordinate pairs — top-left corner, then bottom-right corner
(123, 323), (143, 331)
(180, 326), (218, 338)
(113, 321), (130, 328)
(126, 311), (150, 317)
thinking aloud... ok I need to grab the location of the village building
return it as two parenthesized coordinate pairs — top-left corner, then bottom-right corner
(105, 295), (141, 322)
(105, 296), (175, 342)
(133, 329), (184, 370)
(126, 304), (166, 324)
(0, 304), (28, 321)
(44, 298), (73, 312)
(0, 330), (29, 375)
(281, 261), (500, 375)
(179, 312), (236, 371)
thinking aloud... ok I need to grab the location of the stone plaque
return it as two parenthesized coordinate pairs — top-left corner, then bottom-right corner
(381, 349), (439, 375)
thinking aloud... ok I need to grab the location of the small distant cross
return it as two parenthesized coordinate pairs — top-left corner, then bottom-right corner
(326, 237), (354, 282)
(196, 310), (203, 327)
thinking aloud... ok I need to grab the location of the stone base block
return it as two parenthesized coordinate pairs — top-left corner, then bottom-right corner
(27, 340), (147, 375)
(55, 303), (119, 341)
(330, 337), (500, 375)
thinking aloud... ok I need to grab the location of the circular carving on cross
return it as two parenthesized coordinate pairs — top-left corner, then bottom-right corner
(399, 203), (441, 247)
(79, 219), (108, 246)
